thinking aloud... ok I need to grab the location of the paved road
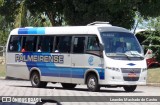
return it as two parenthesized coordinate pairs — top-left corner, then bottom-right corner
(0, 79), (160, 105)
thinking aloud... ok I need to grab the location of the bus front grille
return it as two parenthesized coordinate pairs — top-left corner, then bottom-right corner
(121, 68), (141, 73)
(123, 77), (139, 81)
(121, 68), (141, 81)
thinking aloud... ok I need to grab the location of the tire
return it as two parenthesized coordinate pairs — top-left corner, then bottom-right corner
(30, 72), (47, 88)
(61, 83), (76, 89)
(123, 85), (137, 92)
(87, 74), (100, 92)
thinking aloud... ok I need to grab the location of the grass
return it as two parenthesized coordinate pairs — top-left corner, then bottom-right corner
(0, 64), (5, 77)
(0, 64), (160, 83)
(147, 68), (160, 83)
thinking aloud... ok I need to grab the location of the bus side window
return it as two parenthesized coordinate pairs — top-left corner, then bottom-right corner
(87, 36), (100, 51)
(8, 36), (22, 52)
(22, 36), (37, 52)
(38, 36), (54, 52)
(73, 37), (85, 53)
(55, 36), (72, 53)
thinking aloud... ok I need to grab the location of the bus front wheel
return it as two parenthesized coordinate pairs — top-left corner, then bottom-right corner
(123, 85), (137, 92)
(87, 74), (100, 92)
(30, 72), (47, 88)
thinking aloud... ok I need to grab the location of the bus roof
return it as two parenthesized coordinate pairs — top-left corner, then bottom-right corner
(10, 25), (132, 35)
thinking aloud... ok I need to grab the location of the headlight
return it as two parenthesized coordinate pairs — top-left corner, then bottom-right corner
(142, 68), (147, 72)
(106, 67), (120, 72)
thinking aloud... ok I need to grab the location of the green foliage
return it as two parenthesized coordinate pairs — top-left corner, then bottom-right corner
(0, 15), (10, 46)
(137, 0), (160, 18)
(136, 16), (160, 62)
(1, 0), (160, 28)
(0, 0), (20, 25)
(0, 0), (21, 45)
(63, 0), (135, 29)
(25, 0), (63, 26)
(1, 0), (160, 45)
(0, 0), (4, 6)
(63, 0), (160, 29)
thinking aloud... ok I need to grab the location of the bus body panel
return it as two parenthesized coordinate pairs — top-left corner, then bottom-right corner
(6, 25), (147, 88)
(98, 55), (147, 85)
(6, 53), (30, 79)
(6, 52), (103, 84)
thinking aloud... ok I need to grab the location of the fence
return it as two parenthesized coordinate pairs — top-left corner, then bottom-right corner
(0, 46), (5, 64)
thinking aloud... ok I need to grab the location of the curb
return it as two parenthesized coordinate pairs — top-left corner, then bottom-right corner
(147, 83), (160, 87)
(0, 77), (5, 80)
(0, 76), (27, 81)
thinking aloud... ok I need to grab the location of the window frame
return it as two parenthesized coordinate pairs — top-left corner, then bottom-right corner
(86, 35), (100, 51)
(7, 35), (22, 53)
(53, 35), (72, 53)
(21, 35), (38, 52)
(7, 34), (100, 55)
(37, 35), (55, 53)
(85, 35), (102, 57)
(71, 36), (87, 54)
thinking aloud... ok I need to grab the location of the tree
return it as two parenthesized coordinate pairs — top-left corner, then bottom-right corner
(1, 0), (160, 28)
(0, 0), (20, 27)
(63, 0), (136, 29)
(0, 15), (10, 45)
(135, 16), (160, 62)
(0, 0), (4, 6)
(137, 0), (160, 18)
(0, 0), (52, 45)
(63, 0), (160, 29)
(25, 0), (63, 26)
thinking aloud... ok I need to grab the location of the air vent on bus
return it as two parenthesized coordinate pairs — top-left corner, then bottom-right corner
(87, 21), (112, 26)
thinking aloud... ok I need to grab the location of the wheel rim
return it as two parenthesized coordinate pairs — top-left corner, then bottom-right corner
(32, 74), (39, 86)
(88, 77), (96, 89)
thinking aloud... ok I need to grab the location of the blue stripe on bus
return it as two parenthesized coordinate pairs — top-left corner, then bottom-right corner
(37, 67), (104, 79)
(22, 52), (104, 80)
(18, 28), (45, 34)
(18, 28), (28, 34)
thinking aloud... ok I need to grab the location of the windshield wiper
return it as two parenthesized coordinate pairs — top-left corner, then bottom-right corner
(125, 51), (144, 60)
(132, 53), (144, 60)
(124, 53), (132, 60)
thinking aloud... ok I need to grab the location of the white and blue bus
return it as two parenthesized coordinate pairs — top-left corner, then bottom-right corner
(6, 22), (147, 92)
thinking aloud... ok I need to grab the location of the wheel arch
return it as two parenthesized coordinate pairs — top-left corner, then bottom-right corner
(29, 67), (42, 80)
(84, 69), (100, 84)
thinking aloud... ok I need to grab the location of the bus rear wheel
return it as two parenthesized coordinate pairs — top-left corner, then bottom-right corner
(30, 72), (47, 88)
(61, 83), (76, 89)
(87, 74), (100, 92)
(123, 85), (137, 92)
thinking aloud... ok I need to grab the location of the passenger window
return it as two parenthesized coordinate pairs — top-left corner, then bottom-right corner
(54, 36), (72, 53)
(73, 37), (85, 53)
(8, 36), (22, 52)
(38, 36), (54, 52)
(22, 36), (37, 52)
(87, 36), (100, 51)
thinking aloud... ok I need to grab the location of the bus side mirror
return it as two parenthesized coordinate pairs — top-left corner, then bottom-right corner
(141, 45), (145, 51)
(99, 43), (104, 52)
(99, 44), (104, 57)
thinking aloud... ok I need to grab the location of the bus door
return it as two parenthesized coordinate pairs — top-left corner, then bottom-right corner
(71, 36), (86, 83)
(55, 36), (72, 83)
(85, 36), (104, 80)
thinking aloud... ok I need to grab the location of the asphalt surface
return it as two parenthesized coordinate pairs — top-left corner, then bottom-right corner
(0, 79), (160, 105)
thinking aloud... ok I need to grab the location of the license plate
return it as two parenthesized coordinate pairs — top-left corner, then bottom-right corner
(128, 73), (136, 77)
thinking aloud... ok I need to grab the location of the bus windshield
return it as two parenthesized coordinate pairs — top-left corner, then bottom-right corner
(101, 32), (144, 59)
